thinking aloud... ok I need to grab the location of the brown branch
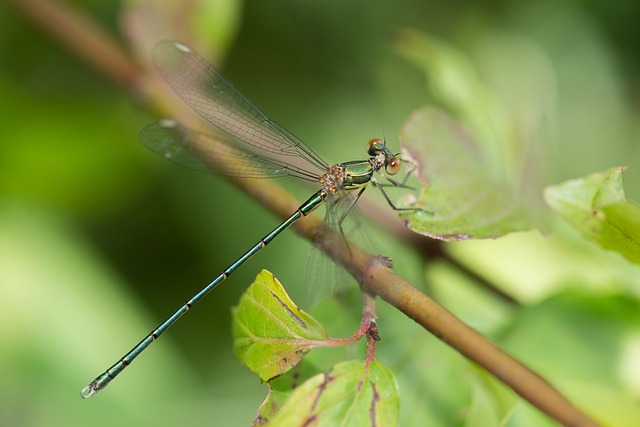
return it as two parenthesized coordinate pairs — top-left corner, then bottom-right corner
(8, 1), (600, 426)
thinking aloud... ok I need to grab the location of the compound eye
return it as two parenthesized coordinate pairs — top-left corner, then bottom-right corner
(367, 138), (384, 156)
(386, 157), (401, 175)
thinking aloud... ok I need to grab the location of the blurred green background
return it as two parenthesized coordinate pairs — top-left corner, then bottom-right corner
(1, 0), (639, 426)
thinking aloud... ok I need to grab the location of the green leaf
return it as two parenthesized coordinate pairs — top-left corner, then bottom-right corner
(398, 107), (535, 241)
(544, 167), (640, 263)
(254, 386), (290, 426)
(232, 270), (329, 381)
(254, 361), (323, 426)
(264, 360), (399, 427)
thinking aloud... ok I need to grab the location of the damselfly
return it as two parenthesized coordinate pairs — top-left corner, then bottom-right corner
(81, 41), (420, 398)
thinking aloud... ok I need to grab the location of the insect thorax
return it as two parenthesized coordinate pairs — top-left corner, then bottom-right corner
(319, 164), (346, 194)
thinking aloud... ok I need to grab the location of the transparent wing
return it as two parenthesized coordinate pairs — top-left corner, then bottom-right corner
(139, 120), (322, 182)
(152, 41), (329, 173)
(303, 190), (368, 307)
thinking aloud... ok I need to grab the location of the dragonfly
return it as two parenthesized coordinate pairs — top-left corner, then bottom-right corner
(81, 40), (421, 399)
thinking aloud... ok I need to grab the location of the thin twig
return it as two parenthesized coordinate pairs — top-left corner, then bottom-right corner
(7, 1), (600, 426)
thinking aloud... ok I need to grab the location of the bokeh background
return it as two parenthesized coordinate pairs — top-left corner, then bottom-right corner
(1, 0), (639, 426)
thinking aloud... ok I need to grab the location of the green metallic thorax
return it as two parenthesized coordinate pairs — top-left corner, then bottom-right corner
(340, 160), (375, 190)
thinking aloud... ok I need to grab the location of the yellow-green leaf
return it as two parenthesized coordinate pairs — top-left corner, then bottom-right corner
(265, 360), (399, 427)
(544, 167), (640, 264)
(232, 270), (328, 381)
